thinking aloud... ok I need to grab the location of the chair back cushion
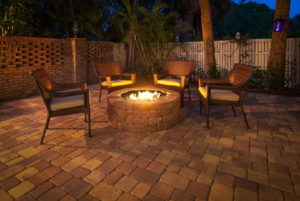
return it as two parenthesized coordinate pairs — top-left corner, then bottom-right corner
(228, 64), (255, 86)
(94, 61), (123, 76)
(31, 68), (55, 99)
(166, 61), (196, 76)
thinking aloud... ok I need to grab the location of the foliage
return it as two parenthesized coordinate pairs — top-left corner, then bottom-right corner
(114, 0), (180, 77)
(191, 66), (229, 84)
(247, 68), (268, 90)
(288, 14), (300, 38)
(41, 0), (107, 39)
(214, 1), (274, 39)
(0, 0), (36, 36)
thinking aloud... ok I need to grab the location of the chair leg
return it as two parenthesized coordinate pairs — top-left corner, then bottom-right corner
(188, 84), (191, 101)
(87, 108), (91, 137)
(41, 114), (50, 144)
(241, 105), (249, 129)
(199, 99), (202, 115)
(232, 106), (237, 117)
(98, 84), (102, 102)
(204, 104), (209, 128)
(180, 90), (184, 108)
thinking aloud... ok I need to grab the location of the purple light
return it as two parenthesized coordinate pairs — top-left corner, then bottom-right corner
(275, 21), (281, 32)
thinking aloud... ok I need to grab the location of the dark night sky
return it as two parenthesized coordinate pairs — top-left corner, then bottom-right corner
(233, 0), (300, 18)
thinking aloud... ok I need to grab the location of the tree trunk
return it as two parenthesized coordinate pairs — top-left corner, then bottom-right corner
(268, 0), (290, 89)
(127, 0), (138, 72)
(199, 0), (216, 78)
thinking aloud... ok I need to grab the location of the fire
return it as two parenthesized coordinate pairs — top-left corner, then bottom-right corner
(129, 90), (161, 101)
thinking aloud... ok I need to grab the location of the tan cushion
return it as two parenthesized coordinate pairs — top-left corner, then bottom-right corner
(50, 95), (84, 111)
(199, 87), (240, 101)
(102, 80), (133, 87)
(157, 78), (180, 87)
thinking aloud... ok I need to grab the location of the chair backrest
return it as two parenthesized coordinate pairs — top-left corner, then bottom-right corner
(165, 61), (196, 76)
(93, 61), (123, 76)
(31, 68), (55, 99)
(228, 64), (255, 86)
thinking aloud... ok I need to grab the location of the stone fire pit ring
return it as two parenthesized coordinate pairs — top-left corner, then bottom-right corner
(107, 87), (180, 132)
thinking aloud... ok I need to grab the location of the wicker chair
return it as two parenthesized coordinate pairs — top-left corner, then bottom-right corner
(93, 61), (136, 102)
(31, 68), (91, 144)
(153, 61), (196, 106)
(198, 63), (255, 128)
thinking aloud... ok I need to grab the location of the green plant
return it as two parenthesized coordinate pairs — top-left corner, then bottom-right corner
(0, 0), (35, 36)
(285, 59), (297, 87)
(191, 66), (228, 84)
(247, 68), (267, 90)
(114, 0), (180, 78)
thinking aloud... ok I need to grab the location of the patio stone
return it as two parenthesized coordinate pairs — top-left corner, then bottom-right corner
(209, 181), (233, 201)
(38, 187), (66, 201)
(61, 177), (92, 199)
(29, 181), (54, 198)
(0, 189), (13, 201)
(8, 180), (35, 199)
(115, 175), (138, 192)
(30, 166), (61, 185)
(17, 147), (40, 158)
(160, 171), (190, 190)
(0, 85), (299, 201)
(131, 182), (152, 199)
(15, 167), (39, 182)
(49, 171), (73, 186)
(151, 182), (174, 200)
(84, 169), (105, 185)
(89, 182), (122, 201)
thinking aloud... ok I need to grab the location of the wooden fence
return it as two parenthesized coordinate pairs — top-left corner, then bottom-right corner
(169, 38), (300, 86)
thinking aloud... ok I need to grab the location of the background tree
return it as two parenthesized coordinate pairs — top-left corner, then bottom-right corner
(214, 1), (274, 39)
(199, 0), (216, 78)
(268, 0), (290, 89)
(288, 14), (300, 37)
(114, 0), (179, 77)
(0, 0), (36, 36)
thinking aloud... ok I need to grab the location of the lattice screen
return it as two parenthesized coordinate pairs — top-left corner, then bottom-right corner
(87, 41), (113, 63)
(0, 37), (64, 69)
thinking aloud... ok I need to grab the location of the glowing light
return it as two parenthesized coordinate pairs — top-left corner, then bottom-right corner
(128, 90), (161, 101)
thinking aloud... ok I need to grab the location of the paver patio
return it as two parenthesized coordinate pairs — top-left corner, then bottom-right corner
(0, 85), (299, 201)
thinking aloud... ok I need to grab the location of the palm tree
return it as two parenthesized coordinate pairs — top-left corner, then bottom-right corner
(199, 0), (216, 78)
(268, 0), (290, 89)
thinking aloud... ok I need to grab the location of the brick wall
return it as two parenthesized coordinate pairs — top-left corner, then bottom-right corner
(0, 36), (114, 101)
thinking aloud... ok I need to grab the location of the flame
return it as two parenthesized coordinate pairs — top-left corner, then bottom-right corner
(129, 90), (161, 101)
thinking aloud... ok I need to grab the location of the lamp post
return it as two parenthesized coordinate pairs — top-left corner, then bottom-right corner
(72, 21), (79, 38)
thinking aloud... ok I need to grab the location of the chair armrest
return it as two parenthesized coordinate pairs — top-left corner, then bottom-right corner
(207, 84), (241, 90)
(180, 76), (186, 88)
(54, 82), (87, 91)
(122, 73), (136, 84)
(153, 73), (169, 84)
(48, 88), (88, 98)
(153, 74), (158, 85)
(198, 78), (229, 87)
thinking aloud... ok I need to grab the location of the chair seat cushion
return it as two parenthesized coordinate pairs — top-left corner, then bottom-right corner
(50, 95), (84, 111)
(199, 87), (240, 101)
(102, 80), (133, 87)
(157, 78), (180, 87)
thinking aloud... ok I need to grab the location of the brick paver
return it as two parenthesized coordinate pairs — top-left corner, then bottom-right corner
(0, 85), (299, 201)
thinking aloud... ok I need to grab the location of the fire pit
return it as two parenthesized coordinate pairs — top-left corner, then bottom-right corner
(107, 87), (180, 132)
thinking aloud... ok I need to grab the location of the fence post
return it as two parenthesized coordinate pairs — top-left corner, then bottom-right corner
(233, 32), (240, 64)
